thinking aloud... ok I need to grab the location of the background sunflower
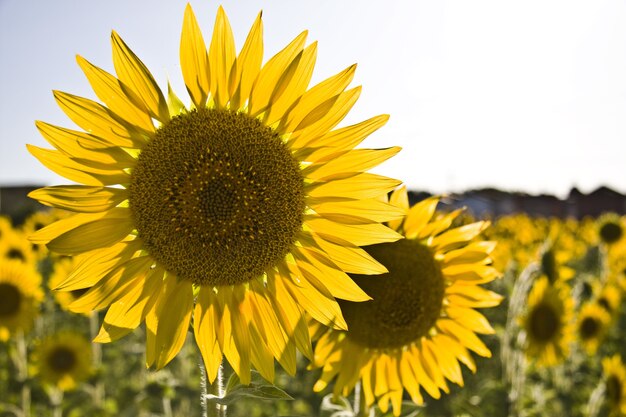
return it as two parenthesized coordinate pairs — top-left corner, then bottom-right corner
(311, 186), (502, 416)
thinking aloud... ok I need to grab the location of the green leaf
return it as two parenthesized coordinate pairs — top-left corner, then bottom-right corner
(205, 370), (293, 405)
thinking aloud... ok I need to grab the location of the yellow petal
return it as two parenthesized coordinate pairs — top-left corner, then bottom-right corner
(229, 11), (263, 110)
(282, 267), (346, 330)
(441, 264), (500, 284)
(180, 3), (210, 108)
(403, 196), (439, 239)
(154, 279), (193, 369)
(427, 337), (463, 386)
(53, 90), (143, 148)
(47, 208), (134, 254)
(280, 64), (355, 133)
(307, 217), (402, 247)
(445, 306), (495, 335)
(311, 199), (405, 224)
(248, 325), (276, 382)
(264, 42), (317, 126)
(27, 145), (130, 186)
(436, 318), (491, 357)
(248, 284), (295, 375)
(95, 268), (161, 342)
(431, 221), (489, 252)
(288, 87), (362, 150)
(208, 6), (236, 108)
(28, 186), (127, 213)
(55, 239), (143, 291)
(399, 351), (424, 404)
(248, 31), (308, 116)
(69, 255), (153, 313)
(298, 114), (388, 162)
(307, 232), (388, 275)
(29, 212), (109, 244)
(111, 31), (169, 122)
(35, 121), (137, 166)
(293, 246), (370, 301)
(194, 287), (222, 383)
(307, 173), (401, 201)
(265, 273), (312, 359)
(76, 55), (154, 132)
(442, 241), (497, 266)
(302, 147), (401, 180)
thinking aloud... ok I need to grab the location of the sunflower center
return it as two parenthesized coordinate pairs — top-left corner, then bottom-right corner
(0, 283), (21, 317)
(129, 108), (305, 286)
(528, 303), (560, 342)
(7, 248), (25, 261)
(338, 239), (445, 350)
(579, 317), (600, 340)
(47, 346), (76, 373)
(600, 222), (623, 244)
(607, 375), (623, 404)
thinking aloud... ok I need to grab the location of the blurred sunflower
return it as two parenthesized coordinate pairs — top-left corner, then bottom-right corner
(520, 277), (574, 366)
(576, 302), (610, 355)
(49, 258), (89, 314)
(27, 4), (402, 383)
(0, 228), (36, 265)
(311, 187), (502, 416)
(596, 282), (622, 317)
(0, 261), (43, 340)
(32, 331), (92, 391)
(603, 355), (626, 416)
(597, 214), (624, 246)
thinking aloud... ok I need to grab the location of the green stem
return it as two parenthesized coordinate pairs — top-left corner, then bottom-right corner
(16, 331), (31, 417)
(353, 381), (369, 417)
(199, 350), (225, 417)
(49, 387), (64, 417)
(89, 312), (104, 408)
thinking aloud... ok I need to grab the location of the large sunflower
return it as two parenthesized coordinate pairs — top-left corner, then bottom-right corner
(0, 261), (43, 341)
(603, 355), (626, 416)
(311, 187), (502, 416)
(27, 5), (402, 384)
(520, 277), (574, 366)
(32, 331), (93, 391)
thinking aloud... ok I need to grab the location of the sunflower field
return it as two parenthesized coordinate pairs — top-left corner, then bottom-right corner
(2, 205), (626, 417)
(2, 3), (626, 417)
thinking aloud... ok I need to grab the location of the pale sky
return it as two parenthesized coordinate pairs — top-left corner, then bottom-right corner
(1, 0), (625, 199)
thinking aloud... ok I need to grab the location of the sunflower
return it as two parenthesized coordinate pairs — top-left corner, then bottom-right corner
(603, 355), (626, 416)
(311, 187), (502, 416)
(49, 257), (89, 314)
(520, 277), (574, 366)
(32, 331), (92, 391)
(597, 214), (624, 246)
(27, 5), (402, 384)
(576, 302), (610, 355)
(0, 261), (43, 341)
(0, 228), (36, 265)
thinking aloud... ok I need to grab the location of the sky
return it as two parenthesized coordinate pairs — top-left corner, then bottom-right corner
(1, 0), (625, 199)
